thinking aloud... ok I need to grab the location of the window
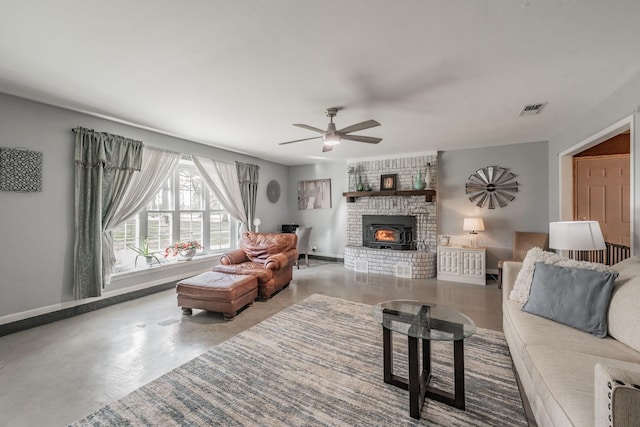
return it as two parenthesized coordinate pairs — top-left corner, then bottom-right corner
(112, 157), (236, 272)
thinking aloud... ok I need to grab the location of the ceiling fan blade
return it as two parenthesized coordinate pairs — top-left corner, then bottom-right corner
(341, 135), (382, 144)
(278, 136), (322, 145)
(322, 144), (334, 152)
(293, 124), (326, 133)
(337, 119), (380, 134)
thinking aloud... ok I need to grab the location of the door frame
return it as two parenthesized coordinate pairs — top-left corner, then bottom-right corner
(558, 115), (634, 252)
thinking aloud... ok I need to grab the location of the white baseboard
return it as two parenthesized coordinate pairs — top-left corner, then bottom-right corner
(0, 260), (214, 327)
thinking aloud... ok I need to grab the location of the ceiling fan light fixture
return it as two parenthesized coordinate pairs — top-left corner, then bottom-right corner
(323, 134), (341, 145)
(278, 108), (381, 152)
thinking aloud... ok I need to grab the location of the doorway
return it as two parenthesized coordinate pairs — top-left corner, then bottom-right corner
(558, 115), (634, 252)
(573, 133), (630, 245)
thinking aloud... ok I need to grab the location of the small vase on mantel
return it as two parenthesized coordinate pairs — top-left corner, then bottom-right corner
(424, 163), (433, 190)
(413, 169), (426, 190)
(356, 175), (364, 191)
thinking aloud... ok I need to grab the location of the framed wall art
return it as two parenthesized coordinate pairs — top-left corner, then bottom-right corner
(298, 179), (332, 210)
(0, 147), (43, 192)
(380, 174), (397, 191)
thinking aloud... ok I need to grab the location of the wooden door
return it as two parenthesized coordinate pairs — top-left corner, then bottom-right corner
(574, 154), (630, 246)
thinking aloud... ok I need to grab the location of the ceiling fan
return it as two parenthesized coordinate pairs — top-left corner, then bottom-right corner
(279, 107), (382, 152)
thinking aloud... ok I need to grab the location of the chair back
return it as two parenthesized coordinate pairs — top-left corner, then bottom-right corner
(513, 231), (549, 260)
(295, 227), (313, 255)
(240, 232), (297, 262)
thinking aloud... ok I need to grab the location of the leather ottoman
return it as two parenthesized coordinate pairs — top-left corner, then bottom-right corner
(176, 271), (258, 320)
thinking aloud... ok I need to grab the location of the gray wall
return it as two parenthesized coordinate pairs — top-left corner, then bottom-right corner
(287, 162), (348, 258)
(5, 66), (640, 320)
(0, 93), (289, 318)
(285, 143), (551, 268)
(547, 72), (640, 252)
(438, 141), (549, 270)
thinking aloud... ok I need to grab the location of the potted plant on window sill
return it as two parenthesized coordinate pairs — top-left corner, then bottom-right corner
(127, 238), (163, 267)
(164, 240), (202, 261)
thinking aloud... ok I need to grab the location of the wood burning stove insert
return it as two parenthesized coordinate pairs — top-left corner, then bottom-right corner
(363, 215), (416, 250)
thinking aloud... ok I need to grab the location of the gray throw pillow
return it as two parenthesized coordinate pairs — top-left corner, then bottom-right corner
(522, 262), (619, 338)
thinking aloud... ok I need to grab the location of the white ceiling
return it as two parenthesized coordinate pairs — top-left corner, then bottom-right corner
(1, 1), (640, 166)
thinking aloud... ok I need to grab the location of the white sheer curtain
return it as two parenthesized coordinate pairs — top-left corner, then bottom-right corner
(102, 146), (181, 284)
(192, 156), (249, 236)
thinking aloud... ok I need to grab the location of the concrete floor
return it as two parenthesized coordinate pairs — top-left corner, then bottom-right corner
(0, 261), (503, 426)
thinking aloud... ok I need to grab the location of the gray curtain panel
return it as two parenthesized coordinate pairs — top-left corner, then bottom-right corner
(236, 162), (259, 231)
(73, 127), (143, 299)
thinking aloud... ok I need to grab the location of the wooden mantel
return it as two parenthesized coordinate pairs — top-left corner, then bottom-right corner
(342, 189), (436, 203)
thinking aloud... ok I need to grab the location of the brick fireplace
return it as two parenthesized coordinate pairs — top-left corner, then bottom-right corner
(343, 154), (437, 278)
(363, 215), (416, 250)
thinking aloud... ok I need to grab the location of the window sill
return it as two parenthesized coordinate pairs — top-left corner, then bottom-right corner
(111, 252), (223, 282)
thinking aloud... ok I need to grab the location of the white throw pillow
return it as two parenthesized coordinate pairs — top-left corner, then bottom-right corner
(510, 248), (557, 303)
(509, 247), (615, 304)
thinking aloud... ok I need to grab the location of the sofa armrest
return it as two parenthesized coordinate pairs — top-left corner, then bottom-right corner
(265, 249), (298, 271)
(502, 261), (523, 301)
(595, 363), (640, 427)
(219, 249), (249, 265)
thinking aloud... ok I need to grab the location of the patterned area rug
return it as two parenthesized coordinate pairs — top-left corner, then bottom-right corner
(70, 294), (527, 426)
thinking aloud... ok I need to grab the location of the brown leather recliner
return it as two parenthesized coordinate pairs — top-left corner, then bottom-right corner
(213, 232), (298, 300)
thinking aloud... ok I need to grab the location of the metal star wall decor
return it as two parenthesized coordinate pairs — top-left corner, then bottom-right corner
(465, 166), (519, 209)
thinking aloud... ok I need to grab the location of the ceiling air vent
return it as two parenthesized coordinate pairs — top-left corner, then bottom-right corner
(519, 102), (547, 117)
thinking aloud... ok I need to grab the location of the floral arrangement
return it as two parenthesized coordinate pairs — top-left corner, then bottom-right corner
(164, 240), (202, 257)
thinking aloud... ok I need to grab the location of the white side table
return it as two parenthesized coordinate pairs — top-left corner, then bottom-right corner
(437, 246), (486, 285)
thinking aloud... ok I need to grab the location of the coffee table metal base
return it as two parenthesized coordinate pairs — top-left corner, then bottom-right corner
(383, 327), (465, 419)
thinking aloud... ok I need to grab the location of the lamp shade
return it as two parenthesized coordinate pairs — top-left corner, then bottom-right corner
(549, 221), (605, 250)
(463, 218), (485, 232)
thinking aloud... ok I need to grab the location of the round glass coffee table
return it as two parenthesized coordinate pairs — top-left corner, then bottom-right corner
(372, 300), (476, 419)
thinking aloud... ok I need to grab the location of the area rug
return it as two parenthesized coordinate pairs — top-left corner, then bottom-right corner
(70, 294), (527, 426)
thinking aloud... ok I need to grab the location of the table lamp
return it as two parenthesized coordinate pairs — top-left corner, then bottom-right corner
(463, 218), (485, 248)
(549, 221), (605, 260)
(253, 217), (262, 232)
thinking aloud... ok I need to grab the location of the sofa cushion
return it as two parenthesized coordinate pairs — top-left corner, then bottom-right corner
(503, 299), (640, 427)
(510, 247), (615, 304)
(522, 345), (640, 427)
(504, 299), (640, 362)
(608, 257), (640, 352)
(522, 262), (618, 338)
(213, 262), (273, 283)
(610, 255), (640, 283)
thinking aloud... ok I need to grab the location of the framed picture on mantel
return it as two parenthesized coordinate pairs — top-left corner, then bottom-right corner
(380, 174), (397, 191)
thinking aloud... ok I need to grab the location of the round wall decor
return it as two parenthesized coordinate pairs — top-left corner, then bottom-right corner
(465, 166), (519, 209)
(266, 179), (281, 203)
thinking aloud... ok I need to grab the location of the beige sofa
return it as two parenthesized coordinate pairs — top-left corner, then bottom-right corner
(502, 257), (640, 426)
